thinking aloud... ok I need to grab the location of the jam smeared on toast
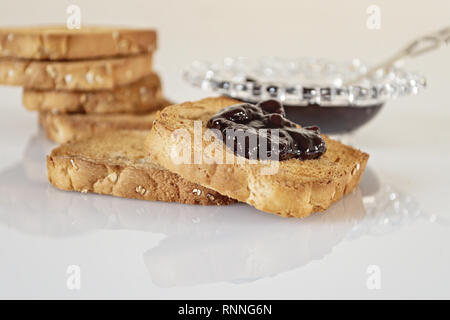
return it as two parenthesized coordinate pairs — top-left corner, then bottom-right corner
(207, 99), (326, 161)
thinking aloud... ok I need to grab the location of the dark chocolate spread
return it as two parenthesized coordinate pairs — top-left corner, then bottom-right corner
(206, 100), (326, 161)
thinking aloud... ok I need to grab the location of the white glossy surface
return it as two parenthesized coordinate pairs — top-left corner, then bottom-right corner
(0, 0), (450, 299)
(1, 90), (449, 300)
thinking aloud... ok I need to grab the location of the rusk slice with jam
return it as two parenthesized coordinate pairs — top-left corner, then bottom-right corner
(146, 97), (369, 218)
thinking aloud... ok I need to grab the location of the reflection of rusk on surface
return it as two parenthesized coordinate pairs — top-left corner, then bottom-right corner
(0, 163), (103, 236)
(108, 198), (230, 236)
(143, 190), (365, 287)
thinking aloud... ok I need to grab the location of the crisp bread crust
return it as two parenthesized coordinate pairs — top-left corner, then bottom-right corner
(47, 130), (234, 205)
(39, 105), (170, 143)
(0, 26), (157, 60)
(146, 96), (369, 218)
(23, 73), (167, 114)
(0, 53), (152, 90)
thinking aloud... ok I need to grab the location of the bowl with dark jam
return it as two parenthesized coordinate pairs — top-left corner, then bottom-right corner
(184, 57), (426, 135)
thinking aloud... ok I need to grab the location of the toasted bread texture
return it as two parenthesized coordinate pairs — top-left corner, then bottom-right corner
(146, 97), (369, 218)
(0, 53), (152, 90)
(39, 107), (169, 143)
(23, 73), (166, 114)
(0, 26), (157, 60)
(47, 130), (233, 205)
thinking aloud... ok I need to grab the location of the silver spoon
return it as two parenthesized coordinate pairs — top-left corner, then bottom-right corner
(346, 26), (450, 86)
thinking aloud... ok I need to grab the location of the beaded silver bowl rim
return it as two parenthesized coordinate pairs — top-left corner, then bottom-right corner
(183, 57), (427, 107)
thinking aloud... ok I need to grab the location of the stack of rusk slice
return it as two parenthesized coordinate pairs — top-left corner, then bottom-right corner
(0, 26), (170, 143)
(1, 28), (369, 216)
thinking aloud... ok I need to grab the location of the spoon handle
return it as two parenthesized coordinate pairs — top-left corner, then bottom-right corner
(346, 26), (450, 85)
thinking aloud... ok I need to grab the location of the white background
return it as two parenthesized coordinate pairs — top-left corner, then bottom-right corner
(0, 0), (449, 299)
